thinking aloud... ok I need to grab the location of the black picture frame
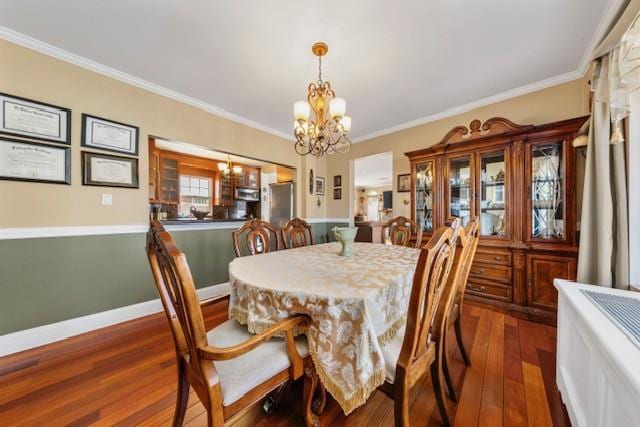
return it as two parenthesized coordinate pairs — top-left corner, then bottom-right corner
(333, 188), (342, 200)
(0, 92), (71, 144)
(397, 173), (411, 192)
(309, 169), (314, 194)
(82, 151), (139, 188)
(315, 176), (325, 195)
(333, 175), (342, 188)
(0, 137), (71, 184)
(81, 114), (139, 155)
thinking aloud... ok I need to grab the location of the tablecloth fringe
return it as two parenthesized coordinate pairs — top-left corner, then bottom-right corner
(377, 314), (407, 347)
(308, 348), (387, 416)
(230, 306), (307, 337)
(231, 305), (388, 415)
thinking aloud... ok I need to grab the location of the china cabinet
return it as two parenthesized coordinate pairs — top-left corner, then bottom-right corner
(406, 116), (588, 324)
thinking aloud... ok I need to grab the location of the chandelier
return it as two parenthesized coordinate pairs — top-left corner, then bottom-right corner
(217, 155), (242, 177)
(293, 42), (352, 157)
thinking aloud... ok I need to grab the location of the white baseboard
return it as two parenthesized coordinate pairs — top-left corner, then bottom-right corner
(0, 282), (230, 357)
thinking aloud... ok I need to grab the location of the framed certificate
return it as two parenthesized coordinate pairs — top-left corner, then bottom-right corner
(0, 137), (71, 184)
(0, 93), (71, 144)
(82, 151), (139, 188)
(81, 114), (139, 155)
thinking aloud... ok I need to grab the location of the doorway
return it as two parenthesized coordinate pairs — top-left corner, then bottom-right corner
(351, 152), (393, 224)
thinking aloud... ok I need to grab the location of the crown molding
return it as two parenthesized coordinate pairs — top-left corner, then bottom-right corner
(1, 0), (623, 146)
(350, 69), (583, 144)
(0, 26), (293, 141)
(352, 0), (624, 144)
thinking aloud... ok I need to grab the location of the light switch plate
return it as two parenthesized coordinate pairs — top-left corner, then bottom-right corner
(101, 193), (113, 206)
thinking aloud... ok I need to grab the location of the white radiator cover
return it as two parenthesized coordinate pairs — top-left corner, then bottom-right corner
(555, 280), (640, 426)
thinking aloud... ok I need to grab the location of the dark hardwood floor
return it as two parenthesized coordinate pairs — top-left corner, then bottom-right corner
(0, 297), (569, 426)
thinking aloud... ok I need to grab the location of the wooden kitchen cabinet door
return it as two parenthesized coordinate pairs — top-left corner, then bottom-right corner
(526, 253), (576, 311)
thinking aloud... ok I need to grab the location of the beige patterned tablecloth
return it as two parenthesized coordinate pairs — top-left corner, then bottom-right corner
(228, 242), (419, 414)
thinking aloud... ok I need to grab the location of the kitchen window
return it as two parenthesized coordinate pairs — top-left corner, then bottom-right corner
(179, 175), (212, 217)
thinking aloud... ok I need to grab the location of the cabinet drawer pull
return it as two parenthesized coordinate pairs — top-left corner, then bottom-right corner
(469, 285), (486, 292)
(472, 268), (486, 274)
(495, 256), (502, 261)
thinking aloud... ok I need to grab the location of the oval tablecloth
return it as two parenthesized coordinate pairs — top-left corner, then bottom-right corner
(228, 242), (419, 414)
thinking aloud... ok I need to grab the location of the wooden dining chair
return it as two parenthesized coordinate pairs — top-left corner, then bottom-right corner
(232, 219), (281, 257)
(378, 219), (462, 426)
(381, 216), (423, 248)
(146, 221), (320, 427)
(281, 218), (315, 249)
(441, 218), (480, 401)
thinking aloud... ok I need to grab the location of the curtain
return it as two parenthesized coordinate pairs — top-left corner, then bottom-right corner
(577, 53), (630, 289)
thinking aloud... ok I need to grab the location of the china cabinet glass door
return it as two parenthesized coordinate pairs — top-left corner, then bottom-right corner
(529, 141), (565, 239)
(479, 150), (507, 237)
(415, 161), (434, 233)
(448, 155), (473, 226)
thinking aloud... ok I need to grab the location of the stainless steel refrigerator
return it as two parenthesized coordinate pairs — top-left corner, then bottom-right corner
(269, 182), (294, 228)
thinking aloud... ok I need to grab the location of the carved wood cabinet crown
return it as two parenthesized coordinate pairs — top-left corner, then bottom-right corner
(405, 116), (589, 324)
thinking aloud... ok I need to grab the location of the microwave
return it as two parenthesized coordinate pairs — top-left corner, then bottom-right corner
(235, 187), (260, 201)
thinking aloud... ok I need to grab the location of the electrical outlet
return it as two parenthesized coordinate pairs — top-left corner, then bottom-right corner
(101, 193), (113, 206)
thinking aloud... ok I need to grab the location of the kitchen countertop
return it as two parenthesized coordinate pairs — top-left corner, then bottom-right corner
(161, 218), (250, 225)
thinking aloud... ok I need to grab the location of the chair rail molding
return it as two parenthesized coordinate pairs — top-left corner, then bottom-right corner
(0, 222), (250, 240)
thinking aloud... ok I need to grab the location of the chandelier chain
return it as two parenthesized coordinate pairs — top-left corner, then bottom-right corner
(318, 56), (322, 83)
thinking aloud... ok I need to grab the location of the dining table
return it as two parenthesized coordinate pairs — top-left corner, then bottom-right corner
(228, 241), (420, 415)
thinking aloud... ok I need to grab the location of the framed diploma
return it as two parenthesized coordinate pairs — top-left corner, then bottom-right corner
(0, 93), (71, 144)
(0, 137), (71, 184)
(82, 151), (139, 188)
(81, 114), (139, 155)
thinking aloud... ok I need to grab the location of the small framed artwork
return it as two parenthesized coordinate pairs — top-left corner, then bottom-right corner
(0, 92), (71, 144)
(397, 173), (411, 192)
(81, 114), (139, 155)
(314, 176), (325, 195)
(333, 188), (342, 200)
(0, 137), (71, 184)
(82, 151), (139, 188)
(309, 169), (314, 194)
(333, 175), (342, 188)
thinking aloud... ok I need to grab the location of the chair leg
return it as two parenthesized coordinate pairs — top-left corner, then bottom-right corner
(173, 367), (190, 427)
(313, 383), (327, 416)
(442, 336), (458, 402)
(393, 385), (410, 427)
(303, 364), (320, 427)
(430, 363), (451, 427)
(454, 315), (471, 366)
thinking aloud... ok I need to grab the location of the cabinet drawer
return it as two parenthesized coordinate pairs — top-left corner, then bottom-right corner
(469, 262), (512, 284)
(473, 250), (512, 266)
(466, 280), (511, 302)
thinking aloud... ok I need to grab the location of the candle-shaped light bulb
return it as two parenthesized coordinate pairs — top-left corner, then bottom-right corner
(340, 115), (352, 133)
(294, 101), (311, 121)
(330, 97), (346, 119)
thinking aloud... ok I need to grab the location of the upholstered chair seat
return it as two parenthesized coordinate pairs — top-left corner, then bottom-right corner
(206, 319), (310, 406)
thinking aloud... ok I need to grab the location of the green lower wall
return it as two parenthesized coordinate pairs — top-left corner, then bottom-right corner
(0, 222), (347, 335)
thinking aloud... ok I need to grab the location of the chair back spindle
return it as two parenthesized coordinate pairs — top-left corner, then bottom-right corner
(398, 219), (459, 365)
(281, 218), (314, 249)
(381, 216), (423, 248)
(232, 219), (281, 257)
(146, 221), (217, 386)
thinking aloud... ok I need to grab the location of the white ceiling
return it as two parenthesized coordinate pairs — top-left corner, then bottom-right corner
(355, 152), (393, 188)
(0, 0), (622, 141)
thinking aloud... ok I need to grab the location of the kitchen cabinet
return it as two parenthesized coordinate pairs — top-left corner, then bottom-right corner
(149, 139), (160, 202)
(406, 116), (587, 324)
(235, 167), (260, 189)
(159, 153), (180, 204)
